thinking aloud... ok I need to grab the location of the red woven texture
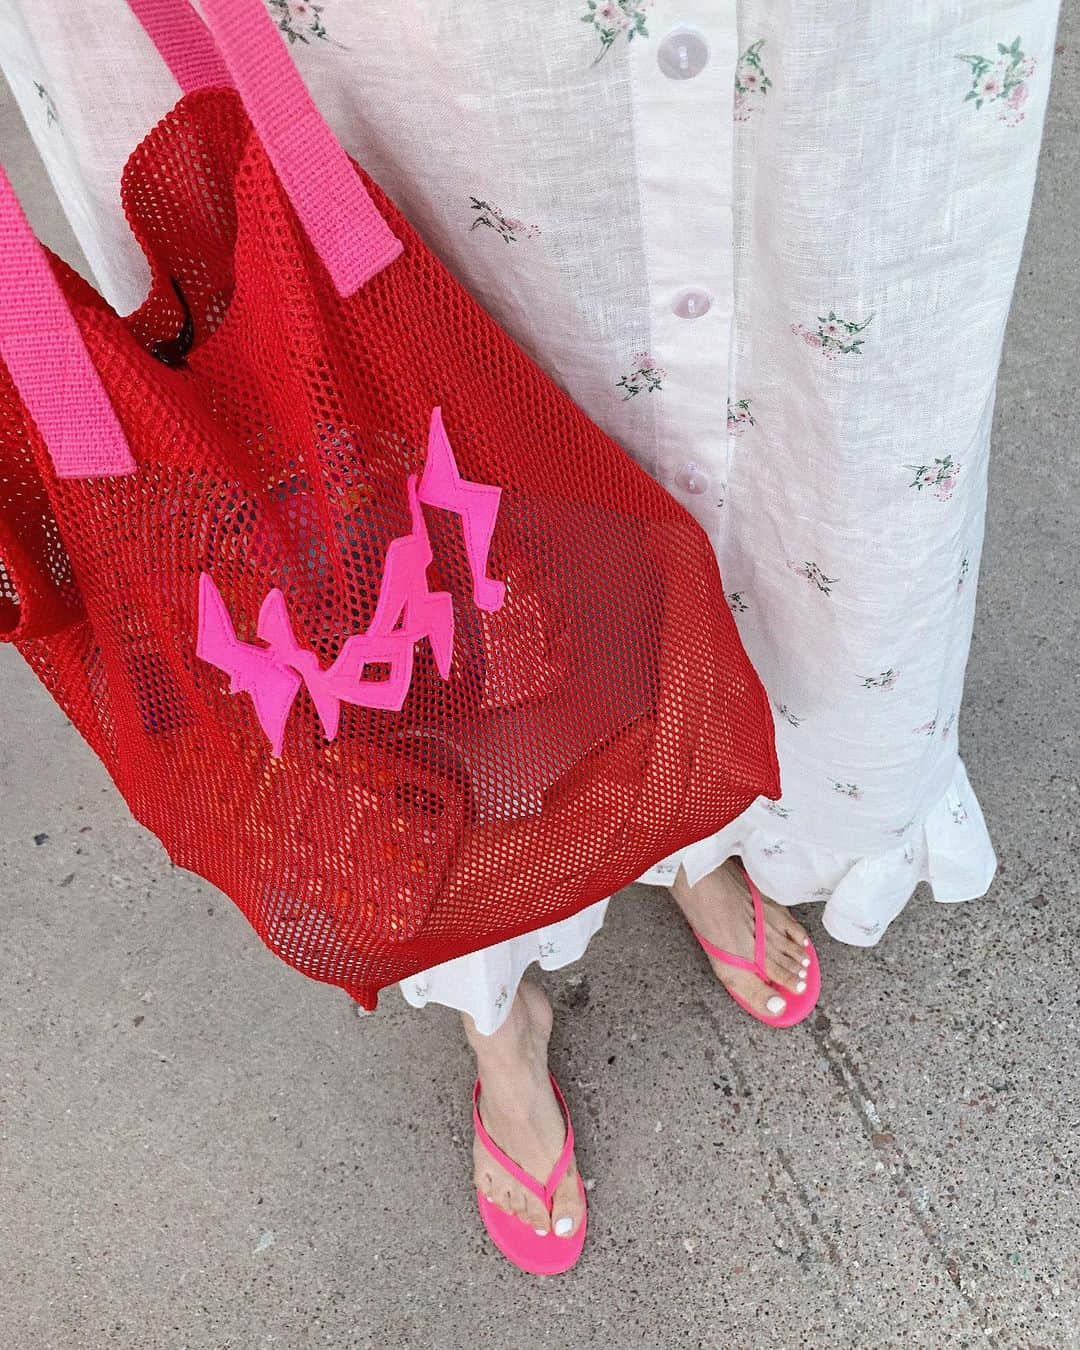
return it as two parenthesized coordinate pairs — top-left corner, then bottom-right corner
(0, 91), (779, 1008)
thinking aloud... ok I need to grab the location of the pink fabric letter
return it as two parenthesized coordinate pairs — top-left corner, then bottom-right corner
(196, 408), (506, 754)
(419, 407), (506, 613)
(197, 573), (303, 757)
(325, 475), (456, 712)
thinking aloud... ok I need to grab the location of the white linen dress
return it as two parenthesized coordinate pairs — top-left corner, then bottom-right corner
(0, 0), (1060, 1033)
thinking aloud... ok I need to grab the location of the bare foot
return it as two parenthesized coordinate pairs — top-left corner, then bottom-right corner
(464, 981), (584, 1238)
(670, 859), (811, 1019)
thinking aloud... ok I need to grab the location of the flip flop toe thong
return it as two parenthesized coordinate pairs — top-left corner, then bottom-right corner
(692, 870), (821, 1028)
(473, 1073), (587, 1275)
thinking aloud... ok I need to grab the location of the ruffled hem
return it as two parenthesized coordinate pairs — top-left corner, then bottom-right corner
(638, 758), (997, 946)
(400, 759), (995, 1033)
(399, 899), (610, 1036)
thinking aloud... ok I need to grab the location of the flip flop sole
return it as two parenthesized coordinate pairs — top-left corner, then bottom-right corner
(723, 938), (821, 1027)
(477, 1175), (587, 1275)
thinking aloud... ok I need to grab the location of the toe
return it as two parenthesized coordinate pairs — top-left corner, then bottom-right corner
(726, 966), (789, 1019)
(521, 1191), (550, 1235)
(763, 933), (802, 981)
(474, 1167), (494, 1202)
(763, 943), (806, 994)
(549, 1159), (585, 1239)
(757, 980), (789, 1018)
(764, 913), (811, 987)
(763, 992), (789, 1018)
(510, 1186), (533, 1223)
(781, 909), (811, 948)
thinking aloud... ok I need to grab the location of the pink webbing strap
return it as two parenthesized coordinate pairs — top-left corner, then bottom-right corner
(126, 0), (229, 93)
(130, 0), (403, 296)
(0, 167), (136, 479)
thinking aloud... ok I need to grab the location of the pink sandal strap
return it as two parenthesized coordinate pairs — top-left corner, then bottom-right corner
(749, 873), (767, 976)
(692, 867), (769, 983)
(692, 930), (757, 975)
(472, 1074), (576, 1211)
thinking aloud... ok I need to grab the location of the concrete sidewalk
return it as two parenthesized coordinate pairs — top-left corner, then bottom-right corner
(1, 12), (1078, 1348)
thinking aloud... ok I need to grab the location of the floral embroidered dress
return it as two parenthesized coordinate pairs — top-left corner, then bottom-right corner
(1, 0), (1059, 1033)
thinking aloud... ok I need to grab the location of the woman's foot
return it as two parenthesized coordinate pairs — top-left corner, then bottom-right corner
(464, 981), (585, 1239)
(670, 859), (811, 1019)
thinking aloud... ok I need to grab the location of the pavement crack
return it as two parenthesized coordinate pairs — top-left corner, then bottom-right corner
(695, 997), (849, 1302)
(809, 1007), (990, 1333)
(774, 1147), (845, 1273)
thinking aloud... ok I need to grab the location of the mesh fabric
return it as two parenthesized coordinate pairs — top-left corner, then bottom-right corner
(0, 90), (779, 1007)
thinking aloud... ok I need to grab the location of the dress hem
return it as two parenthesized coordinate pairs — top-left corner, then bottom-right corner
(639, 757), (996, 947)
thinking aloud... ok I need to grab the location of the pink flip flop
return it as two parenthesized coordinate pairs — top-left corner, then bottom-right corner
(692, 868), (820, 1028)
(473, 1074), (587, 1275)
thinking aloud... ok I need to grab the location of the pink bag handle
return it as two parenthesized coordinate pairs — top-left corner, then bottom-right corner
(127, 0), (403, 296)
(126, 0), (230, 93)
(0, 166), (136, 478)
(0, 0), (403, 480)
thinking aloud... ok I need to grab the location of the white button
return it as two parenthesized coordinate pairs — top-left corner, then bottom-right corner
(657, 27), (710, 81)
(674, 461), (709, 495)
(672, 288), (712, 319)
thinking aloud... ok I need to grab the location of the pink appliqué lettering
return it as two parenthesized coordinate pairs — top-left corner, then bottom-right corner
(197, 407), (505, 756)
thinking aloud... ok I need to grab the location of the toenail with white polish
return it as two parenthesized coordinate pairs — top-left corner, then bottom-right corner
(801, 956), (811, 968)
(534, 1227), (548, 1236)
(803, 937), (810, 947)
(796, 980), (807, 994)
(766, 995), (786, 1014)
(554, 1216), (574, 1236)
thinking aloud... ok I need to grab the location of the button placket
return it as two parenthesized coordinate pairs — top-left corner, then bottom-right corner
(672, 287), (713, 319)
(657, 25), (711, 81)
(626, 4), (738, 525)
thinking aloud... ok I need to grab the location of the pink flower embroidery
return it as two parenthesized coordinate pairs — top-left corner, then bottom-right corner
(908, 455), (960, 501)
(582, 0), (653, 64)
(468, 198), (540, 243)
(734, 40), (771, 120)
(792, 312), (873, 357)
(1006, 82), (1029, 110)
(727, 398), (755, 436)
(34, 81), (59, 128)
(957, 38), (1035, 126)
(267, 0), (333, 45)
(617, 351), (665, 399)
(789, 560), (838, 594)
(792, 326), (824, 349)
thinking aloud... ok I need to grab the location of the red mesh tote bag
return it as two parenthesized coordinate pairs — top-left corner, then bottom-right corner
(0, 0), (779, 1008)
